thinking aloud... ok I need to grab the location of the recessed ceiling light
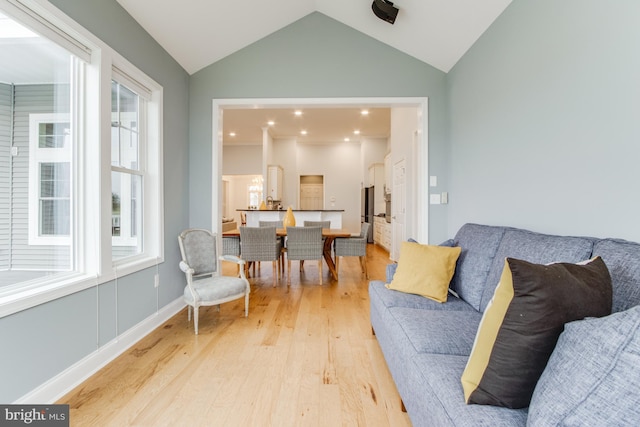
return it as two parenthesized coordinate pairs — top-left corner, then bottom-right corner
(344, 137), (350, 142)
(294, 110), (303, 116)
(361, 110), (369, 116)
(267, 120), (275, 126)
(353, 130), (360, 135)
(300, 130), (307, 135)
(229, 132), (236, 137)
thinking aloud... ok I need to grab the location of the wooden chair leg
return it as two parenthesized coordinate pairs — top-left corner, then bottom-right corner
(287, 259), (292, 286)
(318, 260), (322, 285)
(272, 261), (278, 287)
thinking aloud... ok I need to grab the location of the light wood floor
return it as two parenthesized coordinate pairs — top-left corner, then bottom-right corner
(58, 244), (411, 427)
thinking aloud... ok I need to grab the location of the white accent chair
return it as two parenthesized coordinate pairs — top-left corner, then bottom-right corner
(178, 228), (250, 334)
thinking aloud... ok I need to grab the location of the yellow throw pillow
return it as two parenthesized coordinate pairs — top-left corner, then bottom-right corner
(386, 241), (461, 303)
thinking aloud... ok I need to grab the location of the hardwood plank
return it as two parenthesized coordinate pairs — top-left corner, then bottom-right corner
(58, 243), (410, 426)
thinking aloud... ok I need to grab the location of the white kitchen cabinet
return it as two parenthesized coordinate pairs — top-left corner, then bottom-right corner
(267, 165), (283, 201)
(374, 216), (391, 252)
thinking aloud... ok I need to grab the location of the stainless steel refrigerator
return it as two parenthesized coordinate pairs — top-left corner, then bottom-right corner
(361, 186), (374, 243)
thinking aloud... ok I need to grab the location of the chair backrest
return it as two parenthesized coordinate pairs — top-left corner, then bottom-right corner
(222, 235), (240, 256)
(239, 226), (280, 261)
(178, 229), (217, 276)
(259, 220), (283, 228)
(360, 222), (371, 238)
(286, 226), (323, 260)
(304, 220), (331, 229)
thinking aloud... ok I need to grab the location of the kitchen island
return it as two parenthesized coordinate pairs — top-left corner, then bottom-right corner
(238, 209), (344, 228)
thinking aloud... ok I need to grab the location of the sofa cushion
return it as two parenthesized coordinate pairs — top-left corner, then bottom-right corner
(528, 306), (640, 426)
(479, 228), (595, 312)
(370, 280), (477, 313)
(461, 257), (612, 409)
(387, 241), (461, 303)
(592, 238), (640, 313)
(409, 354), (528, 427)
(451, 224), (507, 311)
(388, 307), (482, 356)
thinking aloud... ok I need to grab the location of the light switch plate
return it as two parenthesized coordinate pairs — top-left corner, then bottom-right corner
(441, 192), (448, 204)
(430, 194), (441, 204)
(429, 176), (437, 187)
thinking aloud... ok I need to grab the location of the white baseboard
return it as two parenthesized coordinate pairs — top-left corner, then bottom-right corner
(15, 298), (186, 404)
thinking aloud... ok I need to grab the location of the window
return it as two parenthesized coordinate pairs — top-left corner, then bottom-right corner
(28, 114), (72, 245)
(111, 80), (144, 260)
(0, 1), (163, 317)
(247, 176), (263, 209)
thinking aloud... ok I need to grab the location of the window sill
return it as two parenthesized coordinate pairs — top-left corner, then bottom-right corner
(0, 255), (163, 319)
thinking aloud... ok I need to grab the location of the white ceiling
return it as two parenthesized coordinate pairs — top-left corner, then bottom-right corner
(114, 0), (511, 145)
(116, 0), (512, 75)
(1, 2), (513, 145)
(223, 106), (391, 145)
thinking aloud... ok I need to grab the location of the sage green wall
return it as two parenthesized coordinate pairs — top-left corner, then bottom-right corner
(0, 0), (189, 402)
(189, 12), (449, 242)
(447, 0), (640, 240)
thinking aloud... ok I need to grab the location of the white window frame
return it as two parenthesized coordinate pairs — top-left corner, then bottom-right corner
(0, 0), (164, 317)
(28, 113), (72, 245)
(111, 80), (145, 250)
(110, 63), (163, 271)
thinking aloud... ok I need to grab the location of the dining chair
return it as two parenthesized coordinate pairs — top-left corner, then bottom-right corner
(259, 220), (285, 273)
(178, 229), (250, 335)
(335, 222), (371, 279)
(303, 220), (331, 228)
(303, 220), (333, 263)
(239, 226), (282, 287)
(285, 226), (324, 285)
(222, 235), (241, 274)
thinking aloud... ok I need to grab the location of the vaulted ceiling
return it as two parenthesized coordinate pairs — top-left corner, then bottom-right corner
(116, 0), (512, 75)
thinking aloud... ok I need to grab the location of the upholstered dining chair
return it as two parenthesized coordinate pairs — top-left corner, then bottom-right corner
(285, 226), (324, 285)
(239, 226), (282, 287)
(178, 228), (250, 335)
(335, 222), (371, 279)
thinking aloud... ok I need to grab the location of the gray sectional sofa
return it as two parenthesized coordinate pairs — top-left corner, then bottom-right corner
(369, 223), (640, 426)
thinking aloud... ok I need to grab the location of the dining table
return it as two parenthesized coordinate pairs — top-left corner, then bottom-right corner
(223, 227), (352, 280)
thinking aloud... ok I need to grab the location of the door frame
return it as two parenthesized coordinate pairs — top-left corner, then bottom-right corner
(212, 97), (429, 243)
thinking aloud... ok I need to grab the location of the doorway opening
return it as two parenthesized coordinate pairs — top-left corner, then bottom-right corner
(212, 97), (430, 244)
(300, 175), (324, 210)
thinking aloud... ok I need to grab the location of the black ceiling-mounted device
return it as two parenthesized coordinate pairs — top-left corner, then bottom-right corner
(372, 0), (399, 25)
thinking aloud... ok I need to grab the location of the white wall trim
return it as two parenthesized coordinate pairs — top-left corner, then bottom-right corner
(14, 297), (185, 404)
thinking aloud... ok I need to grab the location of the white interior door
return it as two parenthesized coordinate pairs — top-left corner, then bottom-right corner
(391, 158), (406, 261)
(300, 183), (323, 210)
